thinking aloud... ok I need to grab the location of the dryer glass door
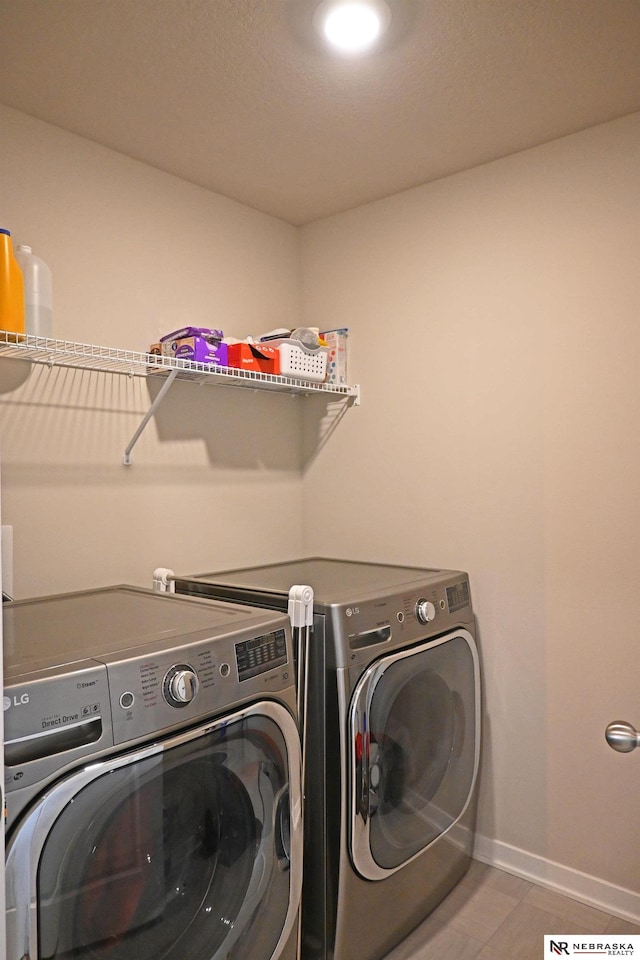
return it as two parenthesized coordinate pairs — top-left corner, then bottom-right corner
(349, 629), (480, 880)
(6, 701), (302, 960)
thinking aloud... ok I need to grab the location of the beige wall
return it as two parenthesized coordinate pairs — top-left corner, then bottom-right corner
(300, 113), (640, 911)
(2, 102), (639, 918)
(0, 105), (306, 595)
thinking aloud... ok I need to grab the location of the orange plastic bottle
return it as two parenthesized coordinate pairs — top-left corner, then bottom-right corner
(0, 228), (26, 339)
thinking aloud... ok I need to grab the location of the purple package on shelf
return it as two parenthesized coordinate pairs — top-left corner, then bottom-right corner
(166, 336), (229, 366)
(160, 326), (224, 343)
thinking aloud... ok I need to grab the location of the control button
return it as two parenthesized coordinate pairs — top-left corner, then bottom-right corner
(219, 663), (231, 678)
(163, 664), (199, 707)
(119, 691), (135, 710)
(396, 612), (404, 623)
(415, 599), (436, 624)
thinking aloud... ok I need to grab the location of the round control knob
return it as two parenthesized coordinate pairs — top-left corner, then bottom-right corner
(164, 663), (199, 707)
(415, 599), (436, 624)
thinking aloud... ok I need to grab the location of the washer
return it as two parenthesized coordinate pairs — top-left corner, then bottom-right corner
(3, 585), (303, 960)
(171, 558), (481, 960)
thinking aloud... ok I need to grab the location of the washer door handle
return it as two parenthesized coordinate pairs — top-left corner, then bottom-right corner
(605, 720), (640, 753)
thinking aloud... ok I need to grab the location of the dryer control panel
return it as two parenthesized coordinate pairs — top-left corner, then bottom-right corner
(331, 574), (474, 670)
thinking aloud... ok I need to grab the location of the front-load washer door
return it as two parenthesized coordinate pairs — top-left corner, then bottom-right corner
(349, 629), (480, 881)
(5, 700), (302, 960)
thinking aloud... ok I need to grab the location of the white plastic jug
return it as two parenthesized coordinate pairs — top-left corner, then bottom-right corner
(15, 244), (53, 338)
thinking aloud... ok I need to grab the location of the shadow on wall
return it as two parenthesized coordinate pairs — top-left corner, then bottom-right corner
(149, 376), (305, 471)
(0, 357), (31, 392)
(300, 391), (355, 469)
(150, 377), (353, 471)
(0, 361), (354, 473)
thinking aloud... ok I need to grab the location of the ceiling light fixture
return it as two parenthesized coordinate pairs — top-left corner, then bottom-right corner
(313, 0), (392, 55)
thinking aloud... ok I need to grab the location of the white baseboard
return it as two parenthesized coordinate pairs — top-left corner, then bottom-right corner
(473, 833), (640, 925)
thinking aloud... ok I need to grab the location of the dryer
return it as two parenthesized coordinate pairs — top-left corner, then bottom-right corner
(3, 585), (303, 960)
(170, 558), (481, 960)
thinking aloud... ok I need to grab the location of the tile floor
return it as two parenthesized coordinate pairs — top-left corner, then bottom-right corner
(384, 860), (640, 960)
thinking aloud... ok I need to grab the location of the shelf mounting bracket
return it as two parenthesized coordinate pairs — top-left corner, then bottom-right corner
(123, 369), (178, 465)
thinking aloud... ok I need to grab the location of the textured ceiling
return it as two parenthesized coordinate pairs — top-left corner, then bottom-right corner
(1, 0), (640, 224)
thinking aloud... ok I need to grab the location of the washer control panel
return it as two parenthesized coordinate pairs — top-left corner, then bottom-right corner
(105, 620), (292, 745)
(235, 629), (288, 682)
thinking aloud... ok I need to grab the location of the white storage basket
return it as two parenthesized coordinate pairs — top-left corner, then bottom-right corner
(277, 340), (328, 382)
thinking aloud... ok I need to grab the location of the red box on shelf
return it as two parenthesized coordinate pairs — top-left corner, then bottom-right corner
(227, 342), (280, 374)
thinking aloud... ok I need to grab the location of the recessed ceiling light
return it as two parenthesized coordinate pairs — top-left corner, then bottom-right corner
(313, 0), (392, 55)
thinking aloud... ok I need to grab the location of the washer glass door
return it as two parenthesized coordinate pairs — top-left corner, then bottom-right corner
(6, 701), (302, 960)
(349, 629), (480, 880)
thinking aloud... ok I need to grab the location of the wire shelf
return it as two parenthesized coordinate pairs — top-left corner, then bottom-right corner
(0, 330), (360, 464)
(0, 331), (359, 399)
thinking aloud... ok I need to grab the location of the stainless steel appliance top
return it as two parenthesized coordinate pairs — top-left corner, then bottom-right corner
(185, 557), (461, 607)
(3, 585), (296, 789)
(4, 584), (286, 679)
(177, 559), (474, 670)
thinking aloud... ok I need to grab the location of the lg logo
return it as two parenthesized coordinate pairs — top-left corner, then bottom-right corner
(3, 693), (30, 710)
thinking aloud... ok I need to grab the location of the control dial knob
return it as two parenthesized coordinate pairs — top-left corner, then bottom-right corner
(415, 599), (436, 624)
(164, 663), (199, 707)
